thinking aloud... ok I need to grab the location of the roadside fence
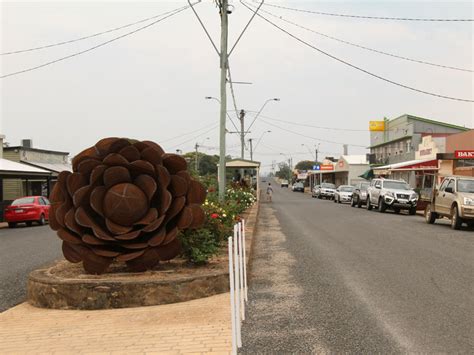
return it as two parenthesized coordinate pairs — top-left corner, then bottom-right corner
(228, 219), (248, 354)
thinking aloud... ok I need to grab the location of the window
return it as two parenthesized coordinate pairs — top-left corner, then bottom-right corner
(39, 197), (46, 205)
(446, 179), (455, 192)
(42, 197), (50, 205)
(375, 181), (382, 188)
(439, 179), (449, 191)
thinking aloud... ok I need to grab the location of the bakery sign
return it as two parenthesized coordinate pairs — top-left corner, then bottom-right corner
(455, 150), (474, 159)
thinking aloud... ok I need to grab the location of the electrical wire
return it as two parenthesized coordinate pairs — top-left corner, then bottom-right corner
(168, 124), (219, 149)
(160, 121), (218, 144)
(241, 2), (473, 103)
(259, 118), (367, 147)
(260, 1), (474, 22)
(1, 4), (194, 56)
(1, 3), (196, 79)
(257, 6), (472, 72)
(227, 64), (249, 151)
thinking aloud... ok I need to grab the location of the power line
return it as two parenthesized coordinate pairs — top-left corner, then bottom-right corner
(241, 2), (473, 103)
(168, 124), (219, 149)
(257, 6), (472, 72)
(1, 3), (197, 79)
(160, 121), (217, 144)
(227, 64), (248, 146)
(261, 1), (474, 22)
(1, 4), (193, 56)
(259, 118), (367, 148)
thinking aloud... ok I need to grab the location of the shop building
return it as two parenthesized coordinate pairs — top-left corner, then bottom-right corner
(2, 139), (71, 200)
(308, 155), (369, 189)
(369, 114), (468, 165)
(438, 129), (474, 177)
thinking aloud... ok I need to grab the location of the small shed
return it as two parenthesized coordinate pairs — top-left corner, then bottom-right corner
(218, 159), (261, 199)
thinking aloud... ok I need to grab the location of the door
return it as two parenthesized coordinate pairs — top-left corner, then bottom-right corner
(436, 179), (452, 215)
(371, 180), (382, 204)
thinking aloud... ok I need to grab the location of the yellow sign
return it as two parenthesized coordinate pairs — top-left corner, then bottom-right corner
(369, 121), (385, 131)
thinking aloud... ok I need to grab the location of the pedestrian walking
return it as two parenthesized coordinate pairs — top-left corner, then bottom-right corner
(266, 183), (273, 202)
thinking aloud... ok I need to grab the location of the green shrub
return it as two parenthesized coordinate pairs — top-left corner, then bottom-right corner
(179, 228), (219, 265)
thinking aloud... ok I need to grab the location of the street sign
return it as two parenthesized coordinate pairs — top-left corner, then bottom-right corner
(313, 165), (320, 170)
(455, 150), (474, 159)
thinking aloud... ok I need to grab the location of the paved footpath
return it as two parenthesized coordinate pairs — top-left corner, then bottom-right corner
(0, 293), (231, 354)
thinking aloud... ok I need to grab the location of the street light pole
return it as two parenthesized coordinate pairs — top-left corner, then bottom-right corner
(245, 98), (280, 137)
(239, 109), (245, 159)
(218, 0), (229, 202)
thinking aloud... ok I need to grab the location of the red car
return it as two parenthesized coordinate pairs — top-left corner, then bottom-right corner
(4, 196), (50, 228)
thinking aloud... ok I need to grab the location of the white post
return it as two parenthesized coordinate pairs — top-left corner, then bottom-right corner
(228, 237), (237, 355)
(242, 219), (248, 301)
(238, 222), (245, 321)
(234, 224), (242, 348)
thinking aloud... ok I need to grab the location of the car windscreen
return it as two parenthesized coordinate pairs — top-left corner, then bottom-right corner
(321, 183), (336, 189)
(340, 187), (354, 192)
(383, 181), (411, 190)
(360, 183), (369, 190)
(295, 183), (304, 187)
(458, 179), (474, 193)
(12, 197), (35, 205)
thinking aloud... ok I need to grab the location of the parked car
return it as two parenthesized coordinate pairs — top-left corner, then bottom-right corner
(311, 185), (321, 198)
(334, 185), (354, 204)
(313, 183), (336, 199)
(366, 179), (418, 215)
(424, 175), (474, 230)
(351, 182), (370, 208)
(292, 182), (305, 192)
(4, 196), (50, 228)
(280, 179), (289, 188)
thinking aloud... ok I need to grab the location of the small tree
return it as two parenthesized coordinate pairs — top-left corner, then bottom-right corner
(295, 160), (318, 171)
(276, 162), (291, 180)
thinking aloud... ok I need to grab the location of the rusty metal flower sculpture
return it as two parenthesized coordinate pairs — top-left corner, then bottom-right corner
(49, 138), (206, 274)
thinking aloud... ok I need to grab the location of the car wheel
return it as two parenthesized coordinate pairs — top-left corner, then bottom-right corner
(357, 197), (363, 208)
(424, 205), (437, 224)
(338, 197), (341, 204)
(351, 198), (356, 207)
(409, 207), (416, 216)
(366, 197), (372, 210)
(451, 205), (462, 230)
(38, 214), (46, 226)
(334, 197), (337, 203)
(378, 198), (386, 213)
(8, 222), (17, 228)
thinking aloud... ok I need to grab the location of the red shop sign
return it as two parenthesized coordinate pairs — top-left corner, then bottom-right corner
(455, 150), (474, 159)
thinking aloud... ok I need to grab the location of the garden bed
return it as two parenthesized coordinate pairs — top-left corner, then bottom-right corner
(27, 202), (259, 310)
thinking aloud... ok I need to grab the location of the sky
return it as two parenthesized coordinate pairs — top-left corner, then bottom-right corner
(1, 0), (472, 172)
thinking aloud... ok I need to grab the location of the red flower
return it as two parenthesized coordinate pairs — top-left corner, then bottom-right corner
(210, 213), (219, 219)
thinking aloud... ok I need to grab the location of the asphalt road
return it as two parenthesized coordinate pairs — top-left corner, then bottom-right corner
(241, 184), (474, 353)
(0, 224), (62, 312)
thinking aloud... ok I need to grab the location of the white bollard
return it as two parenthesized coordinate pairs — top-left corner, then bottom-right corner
(228, 237), (237, 355)
(242, 219), (248, 302)
(238, 222), (245, 321)
(234, 225), (242, 348)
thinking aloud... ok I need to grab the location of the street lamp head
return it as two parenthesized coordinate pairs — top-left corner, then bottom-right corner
(205, 96), (212, 99)
(273, 98), (280, 101)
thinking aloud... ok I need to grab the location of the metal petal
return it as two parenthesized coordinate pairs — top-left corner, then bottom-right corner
(140, 147), (163, 165)
(147, 227), (166, 247)
(116, 250), (146, 262)
(159, 189), (172, 215)
(82, 234), (106, 246)
(162, 154), (187, 174)
(103, 153), (129, 166)
(90, 247), (121, 258)
(90, 186), (106, 217)
(129, 160), (155, 176)
(165, 196), (186, 222)
(90, 165), (107, 185)
(188, 204), (206, 229)
(66, 173), (87, 198)
(141, 215), (165, 233)
(169, 175), (188, 197)
(176, 206), (193, 229)
(155, 165), (171, 188)
(72, 185), (92, 208)
(125, 248), (160, 272)
(135, 208), (158, 225)
(55, 199), (72, 228)
(77, 159), (102, 175)
(162, 227), (178, 246)
(72, 146), (100, 171)
(57, 228), (82, 245)
(119, 145), (141, 162)
(114, 230), (141, 241)
(103, 166), (132, 189)
(95, 137), (120, 155)
(64, 208), (82, 235)
(134, 175), (157, 201)
(142, 141), (165, 156)
(186, 179), (207, 205)
(155, 238), (182, 261)
(62, 242), (83, 263)
(105, 218), (133, 235)
(120, 242), (148, 250)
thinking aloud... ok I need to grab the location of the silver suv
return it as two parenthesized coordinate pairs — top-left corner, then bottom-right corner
(367, 178), (418, 215)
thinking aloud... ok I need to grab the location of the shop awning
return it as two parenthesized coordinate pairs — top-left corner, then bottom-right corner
(373, 159), (438, 172)
(20, 161), (72, 174)
(0, 158), (52, 178)
(359, 169), (374, 180)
